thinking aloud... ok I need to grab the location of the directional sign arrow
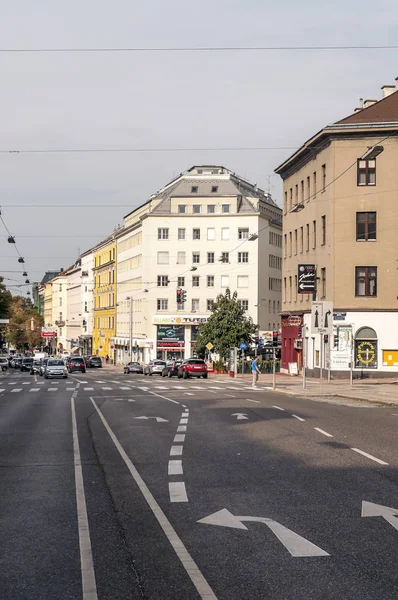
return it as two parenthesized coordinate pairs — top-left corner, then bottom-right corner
(134, 416), (169, 423)
(198, 509), (329, 557)
(231, 413), (249, 420)
(299, 283), (314, 290)
(362, 501), (398, 532)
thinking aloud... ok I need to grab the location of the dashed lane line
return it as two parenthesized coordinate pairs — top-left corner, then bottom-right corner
(314, 427), (333, 438)
(272, 405), (285, 411)
(29, 388), (39, 392)
(170, 445), (183, 456)
(101, 387), (112, 390)
(169, 482), (188, 503)
(180, 418), (188, 424)
(118, 387), (131, 390)
(246, 398), (260, 404)
(351, 448), (388, 465)
(292, 414), (305, 422)
(11, 388), (22, 392)
(47, 388), (58, 392)
(168, 460), (183, 475)
(177, 425), (187, 432)
(84, 387), (94, 391)
(174, 434), (186, 443)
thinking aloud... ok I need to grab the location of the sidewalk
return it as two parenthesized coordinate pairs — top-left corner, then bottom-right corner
(213, 372), (398, 407)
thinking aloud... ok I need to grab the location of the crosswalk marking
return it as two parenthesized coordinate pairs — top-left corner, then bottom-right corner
(22, 382), (30, 385)
(29, 388), (39, 392)
(84, 387), (94, 391)
(0, 389), (5, 392)
(102, 387), (112, 390)
(47, 388), (57, 391)
(207, 386), (223, 390)
(11, 389), (22, 392)
(119, 387), (131, 390)
(66, 387), (76, 391)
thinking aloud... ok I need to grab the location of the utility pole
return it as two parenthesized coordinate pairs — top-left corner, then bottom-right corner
(129, 296), (133, 363)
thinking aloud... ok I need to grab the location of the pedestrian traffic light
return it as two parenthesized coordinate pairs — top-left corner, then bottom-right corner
(176, 289), (183, 304)
(273, 331), (279, 347)
(323, 334), (329, 344)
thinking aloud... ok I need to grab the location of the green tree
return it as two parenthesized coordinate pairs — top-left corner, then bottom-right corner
(6, 296), (44, 351)
(0, 276), (12, 318)
(195, 289), (257, 361)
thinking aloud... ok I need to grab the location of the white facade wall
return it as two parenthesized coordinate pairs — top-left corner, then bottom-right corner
(81, 252), (94, 339)
(66, 267), (82, 352)
(51, 275), (68, 353)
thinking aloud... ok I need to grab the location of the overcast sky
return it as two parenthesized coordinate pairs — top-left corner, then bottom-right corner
(1, 0), (397, 294)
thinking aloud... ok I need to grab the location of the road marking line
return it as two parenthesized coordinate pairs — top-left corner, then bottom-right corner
(0, 389), (5, 392)
(154, 386), (168, 390)
(71, 397), (98, 599)
(101, 387), (112, 390)
(95, 380), (106, 383)
(174, 434), (186, 443)
(208, 386), (223, 390)
(180, 418), (188, 424)
(351, 448), (388, 465)
(169, 482), (188, 503)
(84, 387), (94, 391)
(67, 387), (76, 391)
(292, 414), (305, 422)
(172, 386), (185, 390)
(170, 445), (183, 456)
(47, 388), (58, 391)
(184, 392), (194, 396)
(168, 460), (183, 475)
(89, 397), (216, 599)
(177, 425), (187, 432)
(182, 404), (187, 408)
(37, 382), (44, 385)
(29, 388), (39, 392)
(272, 405), (285, 411)
(314, 427), (333, 438)
(189, 386), (203, 389)
(225, 394), (236, 398)
(8, 382), (16, 385)
(119, 386), (131, 390)
(144, 390), (180, 405)
(182, 411), (189, 416)
(11, 388), (22, 392)
(246, 398), (260, 403)
(22, 382), (30, 385)
(227, 387), (241, 390)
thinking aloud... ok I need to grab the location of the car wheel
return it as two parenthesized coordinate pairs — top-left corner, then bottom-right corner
(64, 375), (68, 379)
(183, 371), (188, 379)
(203, 374), (208, 379)
(149, 372), (152, 376)
(44, 375), (48, 379)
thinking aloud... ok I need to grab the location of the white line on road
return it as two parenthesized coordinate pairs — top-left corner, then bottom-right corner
(177, 425), (187, 432)
(0, 389), (5, 392)
(119, 387), (131, 390)
(170, 445), (183, 456)
(168, 460), (183, 475)
(246, 398), (260, 403)
(89, 397), (217, 599)
(66, 387), (76, 391)
(207, 386), (223, 390)
(29, 388), (39, 392)
(183, 392), (194, 396)
(351, 448), (388, 465)
(174, 434), (186, 443)
(169, 482), (188, 503)
(22, 382), (30, 385)
(225, 394), (236, 398)
(47, 388), (58, 391)
(180, 418), (188, 424)
(101, 387), (112, 390)
(71, 395), (98, 600)
(84, 387), (94, 391)
(272, 406), (285, 411)
(314, 427), (333, 438)
(11, 389), (22, 392)
(145, 390), (180, 405)
(292, 414), (305, 422)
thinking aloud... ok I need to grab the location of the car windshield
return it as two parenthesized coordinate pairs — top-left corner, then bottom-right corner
(71, 358), (84, 363)
(23, 358), (33, 363)
(48, 360), (64, 366)
(154, 361), (166, 366)
(129, 362), (140, 366)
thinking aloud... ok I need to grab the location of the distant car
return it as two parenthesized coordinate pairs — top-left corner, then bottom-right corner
(124, 361), (143, 374)
(44, 359), (68, 379)
(143, 360), (167, 376)
(39, 358), (49, 376)
(177, 359), (208, 379)
(20, 357), (34, 372)
(0, 357), (8, 372)
(67, 357), (86, 373)
(162, 360), (183, 378)
(13, 357), (22, 369)
(86, 356), (102, 368)
(30, 359), (41, 375)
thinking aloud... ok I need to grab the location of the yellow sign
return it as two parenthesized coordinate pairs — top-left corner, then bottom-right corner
(356, 341), (376, 365)
(206, 343), (214, 350)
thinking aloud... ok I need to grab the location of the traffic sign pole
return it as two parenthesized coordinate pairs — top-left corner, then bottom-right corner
(272, 347), (276, 390)
(320, 334), (323, 391)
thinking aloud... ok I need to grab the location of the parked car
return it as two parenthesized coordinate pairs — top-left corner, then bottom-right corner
(44, 359), (68, 379)
(20, 357), (34, 372)
(86, 356), (102, 368)
(39, 358), (49, 376)
(30, 359), (41, 375)
(143, 360), (167, 376)
(13, 357), (22, 369)
(124, 361), (143, 374)
(0, 357), (8, 372)
(67, 357), (86, 373)
(162, 360), (183, 378)
(177, 359), (208, 379)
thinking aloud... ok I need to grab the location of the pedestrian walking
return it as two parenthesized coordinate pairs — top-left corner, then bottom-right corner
(105, 354), (109, 365)
(251, 357), (260, 387)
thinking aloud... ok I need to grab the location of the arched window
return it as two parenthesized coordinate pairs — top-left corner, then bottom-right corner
(355, 327), (377, 368)
(355, 327), (377, 340)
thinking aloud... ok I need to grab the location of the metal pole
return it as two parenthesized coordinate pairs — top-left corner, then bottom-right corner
(129, 296), (133, 363)
(302, 326), (307, 389)
(319, 333), (323, 391)
(272, 347), (276, 390)
(327, 333), (331, 383)
(350, 326), (354, 386)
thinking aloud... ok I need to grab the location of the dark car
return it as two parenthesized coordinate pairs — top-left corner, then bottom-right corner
(124, 361), (143, 374)
(20, 357), (34, 372)
(162, 360), (183, 378)
(86, 356), (102, 368)
(30, 359), (41, 375)
(177, 359), (208, 379)
(67, 357), (86, 373)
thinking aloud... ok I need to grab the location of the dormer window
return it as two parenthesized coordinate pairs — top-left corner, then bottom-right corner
(191, 186), (198, 193)
(211, 186), (218, 193)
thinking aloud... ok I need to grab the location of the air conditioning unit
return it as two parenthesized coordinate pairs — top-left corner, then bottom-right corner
(294, 339), (303, 350)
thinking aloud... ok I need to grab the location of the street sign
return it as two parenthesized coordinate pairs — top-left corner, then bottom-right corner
(298, 264), (316, 294)
(206, 342), (214, 350)
(239, 342), (247, 350)
(311, 301), (333, 334)
(41, 331), (57, 338)
(333, 312), (347, 321)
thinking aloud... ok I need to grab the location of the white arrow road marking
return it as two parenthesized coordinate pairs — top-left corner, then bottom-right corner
(351, 448), (388, 465)
(231, 413), (249, 420)
(198, 509), (329, 558)
(362, 501), (398, 532)
(134, 416), (169, 422)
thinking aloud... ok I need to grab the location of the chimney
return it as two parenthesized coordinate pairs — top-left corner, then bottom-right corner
(354, 98), (364, 112)
(363, 99), (378, 109)
(381, 85), (395, 98)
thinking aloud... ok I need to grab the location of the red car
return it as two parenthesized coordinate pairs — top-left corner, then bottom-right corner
(177, 359), (208, 379)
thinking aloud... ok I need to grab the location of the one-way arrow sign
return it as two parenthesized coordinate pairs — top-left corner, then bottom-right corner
(231, 413), (249, 420)
(362, 500), (398, 532)
(198, 508), (329, 557)
(134, 416), (169, 423)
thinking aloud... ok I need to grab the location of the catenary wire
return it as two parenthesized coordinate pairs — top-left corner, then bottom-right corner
(0, 45), (398, 52)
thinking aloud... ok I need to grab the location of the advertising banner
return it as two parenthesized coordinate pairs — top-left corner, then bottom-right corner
(156, 325), (185, 349)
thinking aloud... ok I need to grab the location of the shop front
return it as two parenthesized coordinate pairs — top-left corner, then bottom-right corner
(281, 314), (303, 374)
(156, 325), (185, 360)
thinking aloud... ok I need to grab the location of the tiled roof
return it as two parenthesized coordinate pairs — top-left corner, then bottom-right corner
(336, 90), (398, 124)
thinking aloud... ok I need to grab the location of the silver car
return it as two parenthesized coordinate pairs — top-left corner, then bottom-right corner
(144, 360), (167, 376)
(44, 359), (68, 379)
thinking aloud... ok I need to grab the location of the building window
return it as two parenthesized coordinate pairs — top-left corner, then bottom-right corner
(192, 252), (200, 264)
(221, 252), (229, 263)
(306, 224), (310, 251)
(59, 284), (62, 292)
(192, 276), (200, 287)
(207, 205), (215, 214)
(207, 228), (215, 241)
(295, 184), (298, 204)
(322, 164), (326, 192)
(321, 268), (326, 298)
(192, 298), (200, 311)
(177, 302), (185, 312)
(178, 228), (186, 240)
(313, 220), (316, 248)
(283, 277), (287, 302)
(59, 297), (63, 307)
(356, 212), (376, 241)
(269, 278), (282, 292)
(221, 275), (229, 287)
(222, 204), (230, 213)
(238, 252), (249, 263)
(306, 176), (310, 202)
(207, 299), (214, 311)
(177, 251), (186, 264)
(289, 188), (293, 211)
(211, 186), (218, 193)
(269, 255), (282, 269)
(301, 180), (304, 203)
(238, 228), (249, 240)
(207, 252), (215, 264)
(84, 301), (88, 312)
(207, 275), (214, 287)
(284, 191), (287, 214)
(357, 159), (376, 186)
(157, 251), (169, 264)
(193, 228), (201, 240)
(284, 234), (287, 258)
(355, 266), (377, 297)
(313, 171), (317, 198)
(178, 204), (186, 214)
(289, 231), (292, 256)
(158, 228), (169, 240)
(294, 276), (298, 302)
(321, 215), (326, 245)
(177, 276), (185, 287)
(289, 276), (292, 302)
(191, 186), (198, 193)
(238, 299), (249, 311)
(294, 229), (298, 254)
(157, 275), (169, 287)
(157, 299), (168, 311)
(221, 227), (230, 241)
(237, 275), (249, 288)
(193, 205), (201, 214)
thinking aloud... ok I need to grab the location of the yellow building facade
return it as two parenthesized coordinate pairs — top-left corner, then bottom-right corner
(92, 238), (117, 361)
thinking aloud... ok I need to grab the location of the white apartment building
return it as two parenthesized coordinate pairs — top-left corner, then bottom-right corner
(65, 260), (82, 354)
(79, 248), (95, 355)
(114, 166), (282, 363)
(50, 271), (68, 354)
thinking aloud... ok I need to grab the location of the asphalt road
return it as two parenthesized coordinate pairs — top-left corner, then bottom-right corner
(0, 368), (397, 599)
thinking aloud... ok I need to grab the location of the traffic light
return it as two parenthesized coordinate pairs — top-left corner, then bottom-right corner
(181, 290), (187, 303)
(176, 289), (183, 304)
(272, 331), (279, 347)
(324, 334), (329, 344)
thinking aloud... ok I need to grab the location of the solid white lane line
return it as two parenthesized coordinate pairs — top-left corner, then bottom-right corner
(29, 388), (39, 392)
(314, 427), (333, 438)
(170, 445), (183, 456)
(292, 414), (305, 422)
(180, 418), (188, 424)
(168, 460), (183, 475)
(246, 398), (260, 403)
(71, 398), (98, 600)
(144, 390), (180, 405)
(169, 482), (188, 503)
(272, 405), (285, 411)
(84, 387), (94, 391)
(351, 448), (388, 465)
(89, 397), (217, 599)
(174, 434), (186, 443)
(177, 425), (187, 432)
(11, 389), (22, 392)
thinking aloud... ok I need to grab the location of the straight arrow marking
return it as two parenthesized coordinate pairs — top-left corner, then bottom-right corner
(231, 413), (249, 420)
(362, 501), (398, 532)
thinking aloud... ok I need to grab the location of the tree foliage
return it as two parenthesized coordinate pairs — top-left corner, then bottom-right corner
(6, 296), (44, 351)
(194, 289), (257, 361)
(0, 276), (12, 318)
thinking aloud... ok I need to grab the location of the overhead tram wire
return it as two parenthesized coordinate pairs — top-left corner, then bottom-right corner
(0, 44), (398, 52)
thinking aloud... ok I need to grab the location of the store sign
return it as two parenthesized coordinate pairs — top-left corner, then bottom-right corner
(297, 264), (316, 294)
(157, 325), (185, 348)
(153, 315), (209, 325)
(355, 340), (377, 369)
